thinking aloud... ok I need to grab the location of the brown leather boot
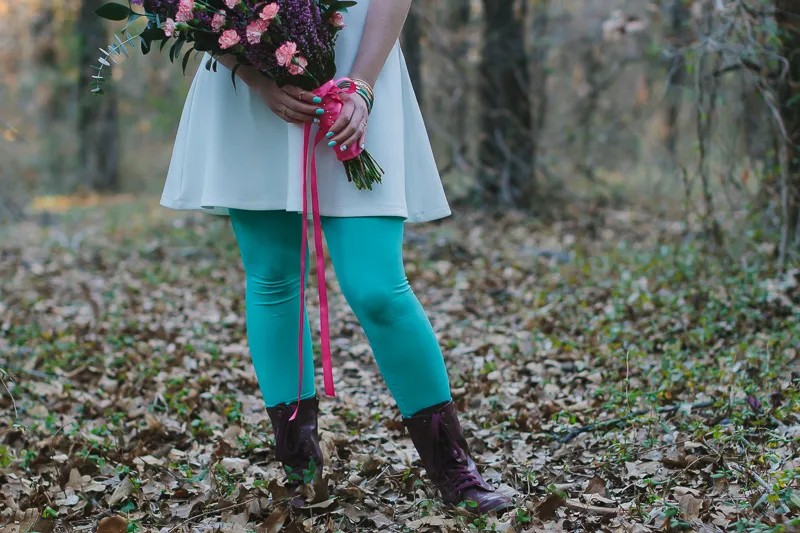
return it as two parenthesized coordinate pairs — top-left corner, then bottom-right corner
(402, 400), (513, 514)
(266, 395), (326, 505)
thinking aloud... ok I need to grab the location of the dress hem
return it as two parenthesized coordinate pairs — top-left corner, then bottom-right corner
(159, 196), (452, 224)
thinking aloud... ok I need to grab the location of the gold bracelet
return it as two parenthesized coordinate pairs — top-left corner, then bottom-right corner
(351, 77), (375, 100)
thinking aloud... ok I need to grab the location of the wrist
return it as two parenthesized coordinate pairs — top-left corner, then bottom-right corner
(348, 72), (376, 88)
(339, 77), (375, 113)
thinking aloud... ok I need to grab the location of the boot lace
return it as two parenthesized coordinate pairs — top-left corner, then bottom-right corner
(431, 412), (485, 494)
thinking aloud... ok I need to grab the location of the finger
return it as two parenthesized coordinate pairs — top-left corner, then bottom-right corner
(338, 113), (367, 151)
(283, 85), (322, 105)
(278, 97), (317, 123)
(329, 107), (364, 147)
(356, 123), (368, 150)
(279, 90), (323, 118)
(273, 103), (305, 125)
(326, 100), (356, 141)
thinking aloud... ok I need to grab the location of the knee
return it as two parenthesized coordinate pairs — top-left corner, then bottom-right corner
(341, 279), (413, 325)
(245, 266), (300, 305)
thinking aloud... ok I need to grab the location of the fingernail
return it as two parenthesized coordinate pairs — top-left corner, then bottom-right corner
(360, 143), (365, 150)
(312, 96), (322, 104)
(328, 140), (337, 147)
(340, 144), (347, 152)
(325, 131), (334, 139)
(315, 108), (324, 115)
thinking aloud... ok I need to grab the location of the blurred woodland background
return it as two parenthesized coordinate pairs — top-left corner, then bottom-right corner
(1, 1), (800, 531)
(1, 0), (799, 264)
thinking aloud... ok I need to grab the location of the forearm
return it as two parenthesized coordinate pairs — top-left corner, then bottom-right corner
(214, 54), (262, 87)
(348, 0), (412, 87)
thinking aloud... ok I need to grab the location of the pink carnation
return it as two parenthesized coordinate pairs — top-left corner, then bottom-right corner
(175, 0), (194, 22)
(163, 18), (176, 37)
(288, 56), (308, 76)
(211, 13), (226, 32)
(259, 3), (279, 21)
(275, 41), (298, 67)
(224, 0), (239, 9)
(246, 18), (269, 44)
(330, 12), (345, 28)
(218, 29), (241, 49)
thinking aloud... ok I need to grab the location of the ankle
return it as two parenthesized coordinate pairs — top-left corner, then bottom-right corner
(405, 398), (453, 419)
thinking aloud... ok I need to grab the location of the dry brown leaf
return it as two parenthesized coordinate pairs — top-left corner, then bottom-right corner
(97, 515), (128, 533)
(678, 493), (704, 520)
(259, 506), (289, 533)
(107, 476), (134, 506)
(584, 475), (607, 496)
(536, 494), (566, 520)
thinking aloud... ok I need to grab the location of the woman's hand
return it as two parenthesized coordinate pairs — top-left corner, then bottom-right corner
(326, 92), (369, 151)
(252, 78), (323, 125)
(214, 54), (322, 125)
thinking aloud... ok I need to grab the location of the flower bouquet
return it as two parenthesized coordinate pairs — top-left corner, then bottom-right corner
(91, 0), (384, 190)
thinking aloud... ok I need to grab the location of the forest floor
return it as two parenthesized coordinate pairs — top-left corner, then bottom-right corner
(0, 199), (798, 532)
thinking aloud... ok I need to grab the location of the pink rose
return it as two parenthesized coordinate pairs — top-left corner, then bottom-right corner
(218, 28), (241, 49)
(259, 3), (279, 21)
(288, 56), (308, 75)
(224, 0), (239, 9)
(330, 12), (345, 28)
(175, 0), (194, 22)
(211, 13), (226, 32)
(163, 17), (176, 37)
(245, 18), (269, 44)
(275, 41), (298, 67)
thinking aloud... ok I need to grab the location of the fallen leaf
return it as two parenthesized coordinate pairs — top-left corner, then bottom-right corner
(97, 515), (128, 533)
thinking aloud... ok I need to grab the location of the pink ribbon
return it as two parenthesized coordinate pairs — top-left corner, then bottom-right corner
(289, 77), (362, 421)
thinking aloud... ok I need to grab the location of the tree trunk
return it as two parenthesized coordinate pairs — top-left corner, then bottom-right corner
(775, 0), (800, 253)
(664, 0), (691, 166)
(32, 4), (66, 189)
(401, 1), (423, 106)
(77, 0), (120, 192)
(478, 0), (535, 207)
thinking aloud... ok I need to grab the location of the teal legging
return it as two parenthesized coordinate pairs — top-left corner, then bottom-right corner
(228, 209), (452, 418)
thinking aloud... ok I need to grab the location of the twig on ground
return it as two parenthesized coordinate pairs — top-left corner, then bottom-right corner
(559, 400), (715, 444)
(168, 497), (258, 532)
(564, 498), (621, 516)
(728, 462), (772, 492)
(0, 369), (18, 419)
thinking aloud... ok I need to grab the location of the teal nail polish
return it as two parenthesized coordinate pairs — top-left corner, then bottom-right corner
(328, 140), (337, 147)
(315, 108), (324, 115)
(312, 96), (322, 104)
(325, 131), (334, 139)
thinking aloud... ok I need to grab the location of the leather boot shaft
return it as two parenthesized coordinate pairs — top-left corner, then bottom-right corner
(266, 396), (324, 481)
(402, 400), (513, 514)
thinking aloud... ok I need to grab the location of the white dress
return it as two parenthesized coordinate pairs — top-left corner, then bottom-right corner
(160, 0), (451, 223)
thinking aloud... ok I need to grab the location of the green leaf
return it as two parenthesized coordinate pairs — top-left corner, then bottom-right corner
(231, 63), (240, 92)
(182, 48), (194, 74)
(95, 2), (132, 21)
(169, 37), (186, 62)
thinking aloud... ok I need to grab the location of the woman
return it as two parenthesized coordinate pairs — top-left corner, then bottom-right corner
(160, 0), (512, 514)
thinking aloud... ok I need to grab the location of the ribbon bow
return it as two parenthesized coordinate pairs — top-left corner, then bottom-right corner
(290, 77), (362, 421)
